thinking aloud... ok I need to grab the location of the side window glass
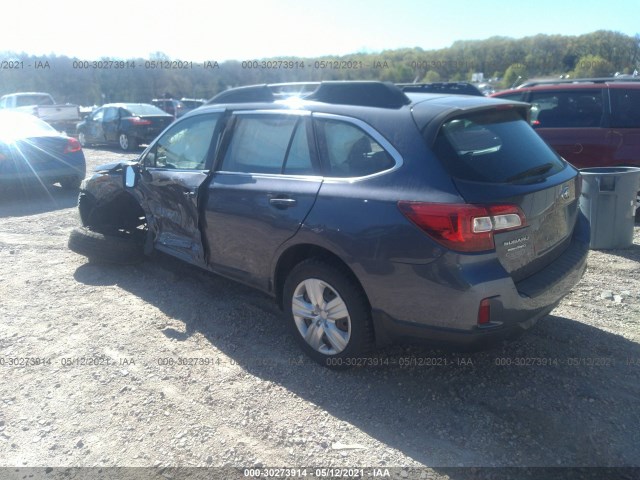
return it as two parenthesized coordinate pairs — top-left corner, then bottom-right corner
(103, 108), (117, 122)
(532, 91), (602, 128)
(147, 114), (220, 170)
(92, 109), (104, 122)
(283, 121), (314, 175)
(610, 89), (640, 128)
(315, 118), (395, 177)
(530, 94), (558, 124)
(222, 115), (298, 174)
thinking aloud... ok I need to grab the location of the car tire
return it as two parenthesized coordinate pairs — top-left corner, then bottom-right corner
(68, 226), (144, 264)
(77, 132), (90, 147)
(283, 259), (374, 369)
(59, 176), (82, 190)
(118, 133), (138, 152)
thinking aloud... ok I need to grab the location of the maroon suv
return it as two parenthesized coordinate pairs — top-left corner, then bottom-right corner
(492, 80), (640, 169)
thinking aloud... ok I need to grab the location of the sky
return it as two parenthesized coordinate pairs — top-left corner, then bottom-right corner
(3, 0), (638, 61)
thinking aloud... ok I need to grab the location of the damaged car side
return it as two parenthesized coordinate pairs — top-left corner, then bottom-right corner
(69, 82), (589, 367)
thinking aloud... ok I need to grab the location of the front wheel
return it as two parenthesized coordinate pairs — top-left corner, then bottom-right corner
(118, 133), (138, 151)
(68, 226), (144, 264)
(283, 259), (374, 368)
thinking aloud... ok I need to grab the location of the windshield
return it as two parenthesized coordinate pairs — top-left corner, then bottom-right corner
(432, 109), (565, 183)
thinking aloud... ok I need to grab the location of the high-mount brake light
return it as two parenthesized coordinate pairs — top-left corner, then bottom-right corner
(397, 202), (526, 253)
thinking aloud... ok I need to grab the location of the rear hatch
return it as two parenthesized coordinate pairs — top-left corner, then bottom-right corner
(136, 115), (173, 138)
(125, 105), (174, 139)
(429, 107), (580, 281)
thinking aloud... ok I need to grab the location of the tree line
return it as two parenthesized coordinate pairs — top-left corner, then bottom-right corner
(0, 30), (637, 106)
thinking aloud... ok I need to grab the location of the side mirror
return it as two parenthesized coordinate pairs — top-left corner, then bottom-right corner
(124, 164), (139, 188)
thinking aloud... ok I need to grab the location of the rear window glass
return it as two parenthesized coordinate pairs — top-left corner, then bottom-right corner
(15, 95), (54, 107)
(610, 88), (640, 128)
(432, 110), (565, 183)
(123, 104), (167, 116)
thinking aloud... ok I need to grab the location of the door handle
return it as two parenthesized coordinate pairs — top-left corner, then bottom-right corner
(269, 197), (297, 208)
(183, 190), (197, 198)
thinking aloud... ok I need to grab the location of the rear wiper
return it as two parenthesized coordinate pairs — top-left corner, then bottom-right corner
(507, 163), (553, 183)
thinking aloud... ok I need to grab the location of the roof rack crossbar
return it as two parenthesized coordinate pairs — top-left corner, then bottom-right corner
(396, 82), (484, 96)
(207, 81), (411, 108)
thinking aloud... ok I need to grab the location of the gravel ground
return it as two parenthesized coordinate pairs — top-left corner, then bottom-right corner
(0, 147), (639, 477)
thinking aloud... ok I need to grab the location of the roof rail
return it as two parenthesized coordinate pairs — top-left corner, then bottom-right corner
(517, 77), (640, 88)
(397, 82), (484, 97)
(207, 81), (411, 109)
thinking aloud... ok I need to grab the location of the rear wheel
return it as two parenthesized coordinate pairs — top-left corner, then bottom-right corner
(118, 133), (138, 151)
(283, 259), (374, 368)
(68, 226), (144, 264)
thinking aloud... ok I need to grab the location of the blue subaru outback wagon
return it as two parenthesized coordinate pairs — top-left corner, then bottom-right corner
(68, 81), (589, 367)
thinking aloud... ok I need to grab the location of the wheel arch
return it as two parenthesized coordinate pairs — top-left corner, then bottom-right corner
(79, 188), (147, 236)
(273, 243), (371, 312)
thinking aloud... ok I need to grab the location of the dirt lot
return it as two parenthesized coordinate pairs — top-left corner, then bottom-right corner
(1, 147), (639, 477)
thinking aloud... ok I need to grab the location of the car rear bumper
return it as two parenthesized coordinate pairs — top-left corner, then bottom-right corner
(369, 215), (590, 348)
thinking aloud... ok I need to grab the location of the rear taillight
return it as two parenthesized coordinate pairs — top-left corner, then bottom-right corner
(477, 298), (491, 325)
(64, 138), (82, 153)
(129, 117), (152, 126)
(398, 202), (526, 253)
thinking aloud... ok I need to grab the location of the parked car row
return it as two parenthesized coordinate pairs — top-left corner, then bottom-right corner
(68, 81), (590, 367)
(492, 78), (640, 169)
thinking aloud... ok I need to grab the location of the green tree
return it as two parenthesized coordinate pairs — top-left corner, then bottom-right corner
(571, 54), (614, 77)
(421, 70), (441, 82)
(503, 63), (528, 88)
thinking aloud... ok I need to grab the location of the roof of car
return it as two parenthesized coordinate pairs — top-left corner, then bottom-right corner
(516, 77), (640, 88)
(494, 81), (640, 96)
(102, 102), (171, 110)
(196, 81), (528, 129)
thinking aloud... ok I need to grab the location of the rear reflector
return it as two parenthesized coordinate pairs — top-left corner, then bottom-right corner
(64, 138), (82, 153)
(397, 202), (526, 252)
(477, 298), (491, 325)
